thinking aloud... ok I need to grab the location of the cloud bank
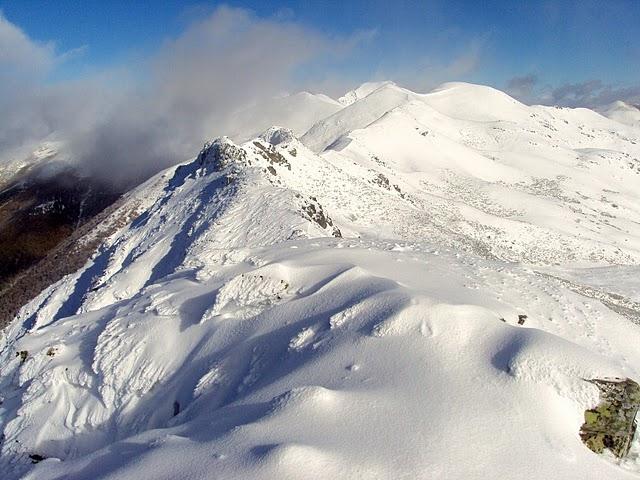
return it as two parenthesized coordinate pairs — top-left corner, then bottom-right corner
(0, 6), (364, 186)
(2, 5), (639, 188)
(506, 74), (640, 109)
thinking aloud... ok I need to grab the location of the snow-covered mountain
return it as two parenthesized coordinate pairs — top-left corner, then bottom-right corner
(2, 81), (640, 479)
(603, 101), (640, 129)
(337, 80), (395, 106)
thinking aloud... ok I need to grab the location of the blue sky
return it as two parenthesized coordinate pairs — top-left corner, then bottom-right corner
(1, 0), (639, 97)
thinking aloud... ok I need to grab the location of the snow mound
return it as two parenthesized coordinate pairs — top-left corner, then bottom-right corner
(426, 81), (530, 122)
(3, 241), (639, 480)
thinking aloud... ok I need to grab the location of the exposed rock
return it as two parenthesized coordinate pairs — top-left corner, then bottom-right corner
(29, 454), (45, 464)
(197, 137), (246, 171)
(300, 197), (341, 237)
(371, 173), (391, 190)
(392, 184), (406, 199)
(580, 378), (640, 458)
(253, 141), (291, 170)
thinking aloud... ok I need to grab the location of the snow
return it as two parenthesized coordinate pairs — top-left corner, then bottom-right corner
(603, 101), (640, 129)
(337, 81), (397, 106)
(302, 82), (413, 152)
(2, 81), (640, 479)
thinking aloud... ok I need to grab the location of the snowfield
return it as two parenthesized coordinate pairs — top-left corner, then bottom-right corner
(2, 81), (640, 479)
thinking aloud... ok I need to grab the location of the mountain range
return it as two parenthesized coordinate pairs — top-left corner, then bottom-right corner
(2, 81), (640, 479)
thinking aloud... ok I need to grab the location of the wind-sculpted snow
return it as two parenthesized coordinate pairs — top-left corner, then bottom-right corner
(3, 240), (640, 479)
(2, 82), (640, 479)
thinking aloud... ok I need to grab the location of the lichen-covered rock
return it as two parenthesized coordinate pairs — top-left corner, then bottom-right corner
(580, 378), (640, 458)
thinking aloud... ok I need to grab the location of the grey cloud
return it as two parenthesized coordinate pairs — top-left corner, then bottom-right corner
(549, 81), (640, 108)
(505, 74), (640, 109)
(0, 12), (55, 75)
(0, 6), (361, 187)
(71, 6), (330, 185)
(390, 37), (487, 93)
(505, 74), (538, 100)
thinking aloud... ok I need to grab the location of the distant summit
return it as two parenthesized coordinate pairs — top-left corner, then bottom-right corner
(337, 81), (397, 106)
(602, 100), (640, 129)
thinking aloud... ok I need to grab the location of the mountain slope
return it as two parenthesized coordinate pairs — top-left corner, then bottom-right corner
(306, 81), (640, 264)
(0, 143), (121, 294)
(0, 91), (345, 326)
(603, 101), (640, 129)
(2, 82), (640, 479)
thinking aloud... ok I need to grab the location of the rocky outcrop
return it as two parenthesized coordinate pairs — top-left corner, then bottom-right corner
(580, 377), (640, 458)
(196, 137), (247, 171)
(299, 196), (341, 238)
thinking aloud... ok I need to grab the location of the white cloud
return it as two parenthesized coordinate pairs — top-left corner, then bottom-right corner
(0, 11), (55, 75)
(0, 6), (358, 186)
(386, 37), (487, 93)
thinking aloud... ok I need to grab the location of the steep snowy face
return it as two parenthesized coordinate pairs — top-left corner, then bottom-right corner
(8, 135), (348, 329)
(2, 82), (640, 479)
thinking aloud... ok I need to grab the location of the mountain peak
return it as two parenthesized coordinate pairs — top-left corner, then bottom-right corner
(338, 81), (399, 106)
(196, 136), (246, 171)
(259, 126), (296, 146)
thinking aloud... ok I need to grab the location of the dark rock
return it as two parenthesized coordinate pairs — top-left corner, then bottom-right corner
(197, 138), (246, 171)
(29, 454), (45, 463)
(253, 142), (291, 170)
(372, 173), (391, 190)
(580, 378), (640, 458)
